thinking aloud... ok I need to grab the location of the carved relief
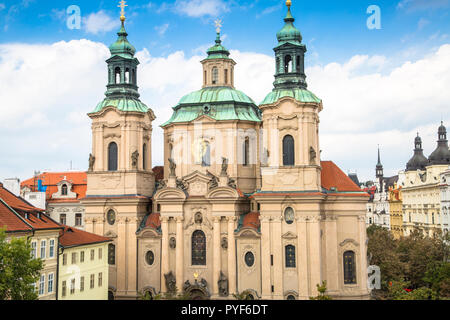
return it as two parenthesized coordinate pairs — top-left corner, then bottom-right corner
(218, 272), (229, 297)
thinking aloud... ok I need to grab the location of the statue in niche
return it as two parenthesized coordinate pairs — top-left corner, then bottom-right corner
(218, 272), (229, 297)
(88, 154), (95, 172)
(221, 237), (228, 249)
(168, 158), (176, 177)
(131, 150), (139, 169)
(194, 212), (203, 224)
(164, 271), (176, 294)
(221, 157), (228, 176)
(310, 147), (316, 164)
(169, 237), (176, 249)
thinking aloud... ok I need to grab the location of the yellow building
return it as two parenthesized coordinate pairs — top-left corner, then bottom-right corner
(388, 184), (403, 239)
(58, 226), (111, 300)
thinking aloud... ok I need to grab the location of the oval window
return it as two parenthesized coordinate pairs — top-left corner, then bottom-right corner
(145, 251), (155, 266)
(245, 251), (255, 267)
(284, 207), (294, 224)
(107, 210), (116, 226)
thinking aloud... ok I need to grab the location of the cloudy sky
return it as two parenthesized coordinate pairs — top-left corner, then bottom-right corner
(0, 0), (449, 183)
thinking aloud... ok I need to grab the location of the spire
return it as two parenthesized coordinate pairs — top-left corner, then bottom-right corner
(428, 121), (450, 165)
(376, 146), (383, 179)
(406, 132), (428, 171)
(206, 19), (230, 60)
(377, 146), (382, 166)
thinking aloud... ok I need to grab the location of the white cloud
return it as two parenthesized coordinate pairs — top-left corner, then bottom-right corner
(175, 0), (230, 18)
(1, 38), (450, 184)
(0, 3), (6, 11)
(83, 10), (120, 35)
(155, 23), (170, 36)
(397, 0), (450, 11)
(418, 17), (430, 30)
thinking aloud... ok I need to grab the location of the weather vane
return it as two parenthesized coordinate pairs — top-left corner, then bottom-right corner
(214, 19), (223, 34)
(118, 0), (128, 21)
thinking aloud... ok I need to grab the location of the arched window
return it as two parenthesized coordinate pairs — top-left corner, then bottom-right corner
(296, 56), (300, 72)
(108, 244), (116, 265)
(192, 230), (206, 265)
(125, 68), (130, 83)
(283, 135), (295, 166)
(224, 69), (228, 84)
(108, 142), (118, 171)
(243, 137), (250, 166)
(143, 143), (147, 171)
(201, 141), (210, 167)
(285, 245), (296, 268)
(204, 71), (207, 86)
(284, 55), (292, 73)
(343, 251), (356, 284)
(115, 67), (121, 84)
(61, 184), (68, 196)
(212, 67), (219, 84)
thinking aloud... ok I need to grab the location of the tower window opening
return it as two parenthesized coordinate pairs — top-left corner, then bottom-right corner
(115, 67), (121, 84)
(296, 56), (300, 72)
(244, 137), (250, 166)
(108, 142), (118, 171)
(224, 69), (228, 84)
(132, 69), (136, 84)
(143, 143), (147, 171)
(276, 57), (280, 73)
(284, 55), (292, 73)
(282, 135), (295, 166)
(204, 71), (207, 86)
(125, 68), (130, 84)
(212, 67), (219, 84)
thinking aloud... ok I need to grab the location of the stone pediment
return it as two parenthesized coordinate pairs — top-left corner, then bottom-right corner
(183, 171), (212, 197)
(236, 228), (260, 238)
(154, 187), (187, 201)
(339, 239), (359, 247)
(207, 186), (239, 200)
(282, 231), (298, 239)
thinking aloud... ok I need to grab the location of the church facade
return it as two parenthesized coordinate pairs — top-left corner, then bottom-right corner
(82, 2), (370, 300)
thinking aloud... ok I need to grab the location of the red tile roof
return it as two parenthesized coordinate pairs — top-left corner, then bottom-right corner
(320, 161), (363, 192)
(0, 184), (62, 232)
(144, 212), (161, 230)
(59, 226), (111, 248)
(21, 172), (87, 202)
(242, 212), (260, 230)
(153, 166), (164, 181)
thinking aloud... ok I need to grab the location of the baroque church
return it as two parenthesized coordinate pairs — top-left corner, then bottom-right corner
(82, 1), (370, 300)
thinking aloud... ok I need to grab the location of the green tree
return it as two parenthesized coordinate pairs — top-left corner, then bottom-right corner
(309, 281), (332, 300)
(0, 229), (43, 300)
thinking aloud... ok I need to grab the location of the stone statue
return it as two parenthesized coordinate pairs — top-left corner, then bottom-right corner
(221, 237), (228, 249)
(228, 178), (236, 189)
(131, 150), (139, 169)
(207, 171), (218, 189)
(176, 178), (188, 191)
(218, 272), (229, 297)
(164, 271), (176, 294)
(169, 158), (176, 177)
(194, 212), (203, 224)
(199, 278), (208, 289)
(169, 237), (176, 249)
(183, 280), (191, 292)
(156, 179), (167, 190)
(88, 154), (95, 172)
(310, 147), (316, 164)
(221, 157), (228, 176)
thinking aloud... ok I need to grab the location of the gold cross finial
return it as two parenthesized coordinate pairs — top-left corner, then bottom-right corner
(194, 272), (199, 281)
(118, 0), (128, 22)
(215, 19), (223, 34)
(286, 0), (292, 8)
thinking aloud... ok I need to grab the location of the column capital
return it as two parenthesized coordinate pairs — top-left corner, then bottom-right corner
(227, 216), (237, 222)
(160, 216), (170, 223)
(213, 216), (222, 223)
(175, 216), (185, 223)
(259, 216), (271, 223)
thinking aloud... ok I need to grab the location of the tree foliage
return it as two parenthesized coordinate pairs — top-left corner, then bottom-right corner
(309, 281), (332, 300)
(0, 229), (43, 300)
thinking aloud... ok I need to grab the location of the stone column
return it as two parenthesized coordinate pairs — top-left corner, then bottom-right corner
(227, 216), (237, 295)
(117, 217), (126, 296)
(358, 215), (368, 293)
(213, 217), (221, 297)
(126, 217), (137, 296)
(308, 216), (322, 296)
(175, 217), (184, 294)
(160, 216), (169, 293)
(272, 216), (283, 299)
(297, 217), (309, 299)
(324, 215), (338, 293)
(260, 215), (272, 299)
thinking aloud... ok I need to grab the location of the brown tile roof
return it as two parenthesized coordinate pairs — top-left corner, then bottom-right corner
(0, 199), (32, 232)
(320, 161), (364, 192)
(144, 212), (161, 230)
(242, 212), (260, 230)
(21, 172), (87, 202)
(59, 226), (111, 248)
(0, 183), (42, 212)
(153, 166), (164, 181)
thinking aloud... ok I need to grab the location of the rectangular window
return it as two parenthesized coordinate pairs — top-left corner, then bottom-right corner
(48, 273), (54, 294)
(90, 249), (95, 261)
(39, 274), (45, 295)
(40, 240), (46, 259)
(31, 242), (37, 259)
(98, 248), (102, 260)
(98, 272), (102, 287)
(72, 252), (77, 264)
(62, 281), (67, 297)
(49, 239), (55, 258)
(63, 253), (67, 266)
(80, 276), (85, 292)
(80, 251), (85, 263)
(70, 278), (75, 294)
(75, 213), (82, 226)
(60, 214), (66, 225)
(90, 274), (95, 289)
(270, 255), (273, 266)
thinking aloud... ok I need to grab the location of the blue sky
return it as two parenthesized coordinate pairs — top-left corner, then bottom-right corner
(0, 0), (450, 183)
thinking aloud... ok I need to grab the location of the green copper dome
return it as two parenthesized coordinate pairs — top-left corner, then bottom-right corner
(162, 87), (261, 126)
(260, 88), (321, 106)
(109, 22), (136, 59)
(93, 97), (149, 113)
(205, 33), (231, 60)
(276, 7), (302, 46)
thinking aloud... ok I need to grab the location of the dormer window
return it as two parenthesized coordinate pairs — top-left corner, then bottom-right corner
(61, 184), (68, 196)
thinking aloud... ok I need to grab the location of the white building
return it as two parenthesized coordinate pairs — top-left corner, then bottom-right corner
(440, 168), (450, 235)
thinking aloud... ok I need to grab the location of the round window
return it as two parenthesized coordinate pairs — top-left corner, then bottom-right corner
(145, 251), (154, 266)
(245, 251), (255, 267)
(107, 210), (116, 225)
(287, 295), (296, 300)
(284, 207), (294, 224)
